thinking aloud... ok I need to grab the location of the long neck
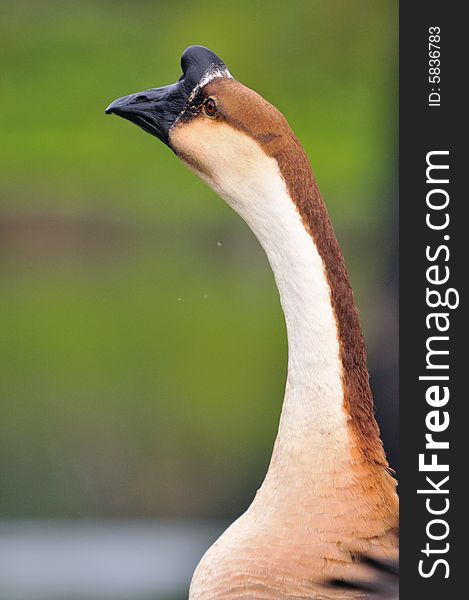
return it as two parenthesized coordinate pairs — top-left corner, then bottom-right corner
(178, 127), (400, 600)
(207, 142), (378, 465)
(230, 144), (397, 531)
(242, 170), (360, 484)
(179, 121), (396, 519)
(252, 181), (350, 466)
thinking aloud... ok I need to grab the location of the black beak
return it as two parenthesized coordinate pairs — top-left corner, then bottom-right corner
(105, 82), (184, 146)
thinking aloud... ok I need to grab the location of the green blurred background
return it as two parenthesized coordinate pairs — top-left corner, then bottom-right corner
(0, 0), (397, 598)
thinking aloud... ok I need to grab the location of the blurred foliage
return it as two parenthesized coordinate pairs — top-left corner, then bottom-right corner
(0, 0), (397, 518)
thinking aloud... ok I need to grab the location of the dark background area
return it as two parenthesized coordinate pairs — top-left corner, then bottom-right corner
(400, 3), (463, 598)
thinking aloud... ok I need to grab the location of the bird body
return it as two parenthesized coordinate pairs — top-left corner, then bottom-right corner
(106, 46), (398, 599)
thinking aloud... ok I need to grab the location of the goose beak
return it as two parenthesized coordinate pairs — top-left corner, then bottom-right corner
(105, 82), (184, 146)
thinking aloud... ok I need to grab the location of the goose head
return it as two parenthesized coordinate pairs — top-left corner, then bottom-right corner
(105, 46), (234, 144)
(106, 46), (300, 217)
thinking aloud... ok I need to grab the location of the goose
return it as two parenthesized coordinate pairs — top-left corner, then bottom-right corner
(106, 46), (399, 599)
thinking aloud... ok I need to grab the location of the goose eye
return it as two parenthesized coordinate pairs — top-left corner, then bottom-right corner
(204, 98), (217, 117)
